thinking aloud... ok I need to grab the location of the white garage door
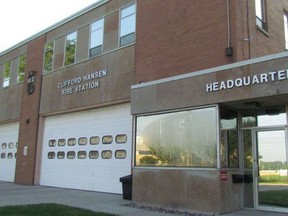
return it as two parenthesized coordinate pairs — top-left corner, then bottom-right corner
(40, 103), (132, 194)
(0, 122), (19, 182)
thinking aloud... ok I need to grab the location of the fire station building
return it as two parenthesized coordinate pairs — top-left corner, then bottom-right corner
(0, 0), (288, 214)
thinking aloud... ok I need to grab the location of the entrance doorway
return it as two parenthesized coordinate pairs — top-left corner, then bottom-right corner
(241, 112), (288, 212)
(253, 129), (288, 211)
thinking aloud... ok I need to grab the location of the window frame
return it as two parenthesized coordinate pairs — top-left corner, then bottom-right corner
(64, 31), (77, 66)
(89, 18), (104, 57)
(17, 54), (26, 83)
(134, 106), (219, 168)
(3, 61), (11, 88)
(43, 41), (54, 73)
(284, 12), (288, 50)
(119, 3), (136, 47)
(255, 0), (267, 31)
(220, 108), (239, 169)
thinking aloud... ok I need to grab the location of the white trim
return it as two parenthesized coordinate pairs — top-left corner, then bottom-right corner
(132, 52), (288, 89)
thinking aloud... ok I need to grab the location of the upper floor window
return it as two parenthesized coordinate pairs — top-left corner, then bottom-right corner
(255, 0), (267, 31)
(18, 55), (26, 83)
(3, 61), (11, 87)
(284, 13), (288, 50)
(90, 18), (104, 57)
(120, 3), (136, 47)
(43, 41), (54, 73)
(64, 31), (77, 66)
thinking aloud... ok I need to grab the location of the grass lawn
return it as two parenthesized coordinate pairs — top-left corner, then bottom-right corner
(0, 204), (117, 216)
(259, 175), (288, 185)
(259, 190), (288, 208)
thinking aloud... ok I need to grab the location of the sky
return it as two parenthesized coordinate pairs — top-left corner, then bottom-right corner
(0, 0), (99, 53)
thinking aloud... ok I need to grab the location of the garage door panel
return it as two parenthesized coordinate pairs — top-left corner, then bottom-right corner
(0, 122), (19, 182)
(40, 103), (132, 193)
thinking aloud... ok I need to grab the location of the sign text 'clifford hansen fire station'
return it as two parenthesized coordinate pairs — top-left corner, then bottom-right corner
(58, 69), (107, 95)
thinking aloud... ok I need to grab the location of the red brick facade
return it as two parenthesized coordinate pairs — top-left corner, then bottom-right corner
(135, 0), (288, 83)
(14, 36), (45, 185)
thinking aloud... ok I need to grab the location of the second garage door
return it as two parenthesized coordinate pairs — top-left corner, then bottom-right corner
(0, 122), (19, 182)
(39, 103), (132, 194)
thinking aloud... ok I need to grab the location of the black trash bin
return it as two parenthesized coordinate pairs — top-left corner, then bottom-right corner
(119, 174), (132, 200)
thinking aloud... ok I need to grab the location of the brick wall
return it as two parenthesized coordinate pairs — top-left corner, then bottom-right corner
(248, 0), (288, 58)
(135, 0), (288, 83)
(14, 35), (45, 185)
(135, 0), (233, 83)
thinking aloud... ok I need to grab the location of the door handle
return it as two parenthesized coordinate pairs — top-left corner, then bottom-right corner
(254, 163), (259, 177)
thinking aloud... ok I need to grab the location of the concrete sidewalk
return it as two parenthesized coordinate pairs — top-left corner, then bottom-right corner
(0, 182), (287, 216)
(0, 182), (169, 216)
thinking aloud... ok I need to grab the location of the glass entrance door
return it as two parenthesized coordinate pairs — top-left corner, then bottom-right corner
(254, 129), (288, 211)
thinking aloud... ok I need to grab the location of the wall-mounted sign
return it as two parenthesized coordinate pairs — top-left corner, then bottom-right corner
(206, 69), (288, 93)
(220, 170), (227, 182)
(58, 69), (107, 95)
(23, 146), (28, 156)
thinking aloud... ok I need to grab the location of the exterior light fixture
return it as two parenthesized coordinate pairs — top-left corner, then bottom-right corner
(27, 71), (36, 95)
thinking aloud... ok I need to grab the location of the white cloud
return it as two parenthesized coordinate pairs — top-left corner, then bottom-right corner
(0, 0), (98, 52)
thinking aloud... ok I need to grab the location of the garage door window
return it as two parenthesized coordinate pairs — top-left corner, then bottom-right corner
(78, 137), (87, 145)
(2, 143), (7, 149)
(116, 134), (127, 144)
(115, 150), (126, 159)
(57, 151), (65, 159)
(58, 139), (66, 146)
(1, 153), (5, 159)
(7, 153), (13, 159)
(48, 152), (55, 159)
(78, 151), (87, 159)
(49, 140), (56, 147)
(102, 150), (112, 159)
(102, 135), (113, 144)
(67, 151), (76, 159)
(90, 136), (100, 145)
(89, 150), (99, 159)
(8, 142), (14, 149)
(68, 138), (76, 146)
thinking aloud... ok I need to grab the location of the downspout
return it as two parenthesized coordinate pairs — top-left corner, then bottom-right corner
(246, 0), (251, 59)
(226, 0), (233, 56)
(227, 0), (231, 48)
